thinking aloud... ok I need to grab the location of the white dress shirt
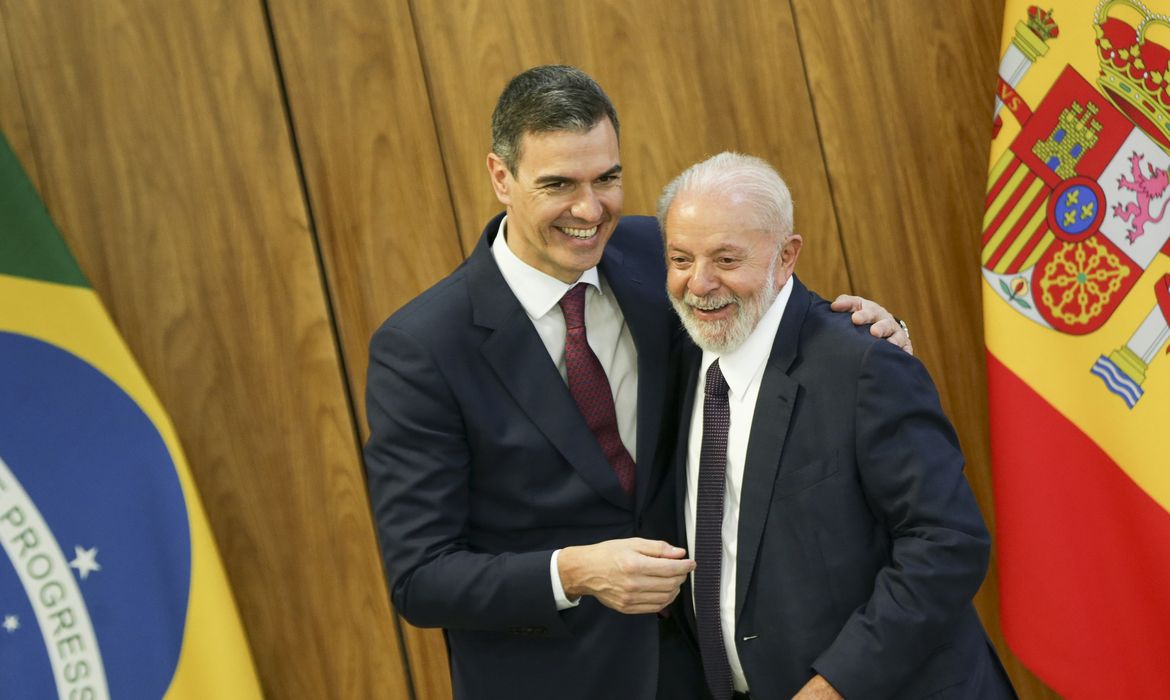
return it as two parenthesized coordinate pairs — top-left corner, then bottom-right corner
(685, 276), (794, 692)
(491, 217), (639, 610)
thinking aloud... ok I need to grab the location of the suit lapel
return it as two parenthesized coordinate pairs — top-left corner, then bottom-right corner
(599, 244), (670, 513)
(468, 216), (632, 511)
(674, 343), (702, 637)
(734, 277), (810, 621)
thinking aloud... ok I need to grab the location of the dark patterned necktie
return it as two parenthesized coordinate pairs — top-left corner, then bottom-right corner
(695, 360), (732, 700)
(559, 283), (635, 494)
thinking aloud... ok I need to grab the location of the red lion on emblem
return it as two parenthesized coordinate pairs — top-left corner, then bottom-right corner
(1113, 151), (1170, 243)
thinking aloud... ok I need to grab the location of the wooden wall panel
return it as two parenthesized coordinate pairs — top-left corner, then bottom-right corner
(266, 0), (465, 410)
(412, 0), (851, 297)
(791, 1), (1057, 697)
(264, 0), (464, 696)
(0, 11), (37, 189)
(0, 1), (407, 697)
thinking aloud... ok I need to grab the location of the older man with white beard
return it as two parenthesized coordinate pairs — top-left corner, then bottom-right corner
(658, 153), (1015, 700)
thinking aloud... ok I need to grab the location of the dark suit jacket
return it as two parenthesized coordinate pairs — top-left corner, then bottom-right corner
(364, 214), (691, 699)
(673, 277), (1015, 699)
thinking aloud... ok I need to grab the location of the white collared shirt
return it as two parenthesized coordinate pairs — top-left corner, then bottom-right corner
(684, 276), (794, 693)
(491, 217), (639, 610)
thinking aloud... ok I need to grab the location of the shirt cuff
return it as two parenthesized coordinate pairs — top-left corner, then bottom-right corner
(550, 549), (581, 611)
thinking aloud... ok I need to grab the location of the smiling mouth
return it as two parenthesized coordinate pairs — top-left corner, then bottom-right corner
(558, 225), (599, 240)
(692, 305), (734, 322)
(690, 301), (731, 312)
(685, 294), (738, 318)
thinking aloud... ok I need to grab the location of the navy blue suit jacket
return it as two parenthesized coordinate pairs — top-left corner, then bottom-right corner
(364, 214), (687, 699)
(673, 277), (1015, 699)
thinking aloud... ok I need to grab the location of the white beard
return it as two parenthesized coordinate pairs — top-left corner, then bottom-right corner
(670, 256), (779, 355)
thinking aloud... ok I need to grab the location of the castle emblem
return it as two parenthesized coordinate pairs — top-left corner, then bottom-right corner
(1032, 101), (1101, 178)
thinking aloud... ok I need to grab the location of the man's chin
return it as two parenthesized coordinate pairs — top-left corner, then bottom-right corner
(670, 298), (739, 353)
(682, 316), (738, 354)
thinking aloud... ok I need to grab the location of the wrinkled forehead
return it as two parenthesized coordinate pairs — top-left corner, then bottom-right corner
(669, 190), (775, 234)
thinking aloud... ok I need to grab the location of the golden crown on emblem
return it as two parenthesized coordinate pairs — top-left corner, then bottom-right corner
(1095, 0), (1170, 149)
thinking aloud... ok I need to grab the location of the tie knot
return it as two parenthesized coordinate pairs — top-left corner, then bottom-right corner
(559, 283), (588, 330)
(705, 360), (729, 398)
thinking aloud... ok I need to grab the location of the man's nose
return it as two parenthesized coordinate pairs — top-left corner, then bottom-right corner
(570, 186), (602, 222)
(687, 261), (718, 297)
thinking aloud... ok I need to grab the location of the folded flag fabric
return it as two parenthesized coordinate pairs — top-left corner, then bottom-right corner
(984, 2), (1170, 697)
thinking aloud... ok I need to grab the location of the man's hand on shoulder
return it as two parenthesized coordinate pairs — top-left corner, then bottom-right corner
(831, 294), (914, 356)
(791, 674), (844, 699)
(558, 538), (694, 614)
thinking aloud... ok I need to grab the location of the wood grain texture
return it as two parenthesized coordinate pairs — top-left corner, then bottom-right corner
(398, 619), (451, 700)
(264, 0), (463, 696)
(0, 6), (38, 189)
(0, 0), (408, 697)
(791, 1), (1058, 697)
(266, 0), (465, 416)
(412, 0), (851, 296)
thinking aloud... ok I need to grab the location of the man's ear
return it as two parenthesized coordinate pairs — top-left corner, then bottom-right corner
(778, 233), (803, 279)
(487, 153), (512, 206)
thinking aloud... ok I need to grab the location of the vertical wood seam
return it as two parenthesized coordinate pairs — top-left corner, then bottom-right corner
(785, 0), (856, 293)
(256, 1), (418, 696)
(0, 1), (47, 200)
(406, 0), (468, 261)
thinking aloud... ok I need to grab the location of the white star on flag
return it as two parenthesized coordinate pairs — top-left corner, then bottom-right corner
(70, 545), (102, 580)
(2, 615), (18, 633)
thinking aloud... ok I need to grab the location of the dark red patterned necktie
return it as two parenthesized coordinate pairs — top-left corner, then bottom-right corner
(558, 283), (635, 495)
(695, 360), (732, 700)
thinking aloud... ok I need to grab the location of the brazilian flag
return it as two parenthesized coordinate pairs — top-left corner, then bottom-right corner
(0, 132), (262, 697)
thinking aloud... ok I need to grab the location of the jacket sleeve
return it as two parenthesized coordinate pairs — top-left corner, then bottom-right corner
(812, 340), (991, 698)
(363, 323), (568, 635)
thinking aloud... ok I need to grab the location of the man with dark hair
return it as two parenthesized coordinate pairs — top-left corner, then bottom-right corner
(490, 65), (621, 175)
(363, 66), (907, 699)
(660, 152), (1013, 700)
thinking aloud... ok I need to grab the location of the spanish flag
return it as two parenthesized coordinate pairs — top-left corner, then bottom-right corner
(0, 132), (261, 697)
(985, 2), (1170, 697)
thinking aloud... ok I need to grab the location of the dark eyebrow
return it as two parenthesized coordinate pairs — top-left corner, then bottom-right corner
(532, 164), (622, 187)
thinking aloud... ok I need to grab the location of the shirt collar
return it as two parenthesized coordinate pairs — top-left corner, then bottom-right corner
(491, 216), (602, 319)
(700, 275), (794, 400)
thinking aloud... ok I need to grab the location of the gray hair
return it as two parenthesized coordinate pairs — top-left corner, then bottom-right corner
(656, 152), (794, 238)
(491, 65), (620, 175)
